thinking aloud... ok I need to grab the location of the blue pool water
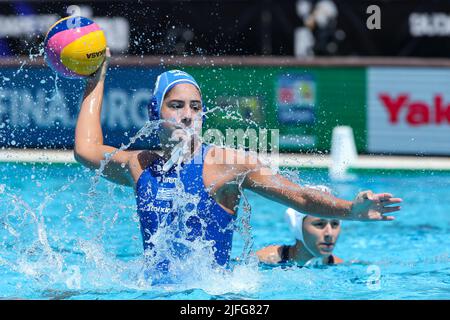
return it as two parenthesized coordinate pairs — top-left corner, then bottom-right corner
(0, 163), (449, 299)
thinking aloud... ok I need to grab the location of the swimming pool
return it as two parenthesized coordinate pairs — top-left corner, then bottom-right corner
(0, 162), (449, 299)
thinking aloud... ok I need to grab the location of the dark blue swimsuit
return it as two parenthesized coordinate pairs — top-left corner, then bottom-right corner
(135, 144), (236, 279)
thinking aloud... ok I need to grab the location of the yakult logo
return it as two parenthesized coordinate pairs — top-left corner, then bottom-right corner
(379, 94), (450, 126)
(368, 68), (450, 155)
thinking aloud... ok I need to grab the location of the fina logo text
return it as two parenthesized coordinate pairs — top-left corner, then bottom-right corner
(86, 49), (106, 59)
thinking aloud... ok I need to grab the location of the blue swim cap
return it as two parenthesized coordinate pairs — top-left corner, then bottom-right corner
(146, 70), (205, 148)
(148, 69), (203, 121)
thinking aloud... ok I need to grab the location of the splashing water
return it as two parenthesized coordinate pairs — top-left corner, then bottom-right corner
(0, 42), (270, 298)
(0, 100), (266, 299)
(3, 161), (449, 299)
(4, 49), (446, 300)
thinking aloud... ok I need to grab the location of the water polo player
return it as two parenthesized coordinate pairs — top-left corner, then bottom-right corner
(257, 186), (343, 267)
(74, 49), (402, 280)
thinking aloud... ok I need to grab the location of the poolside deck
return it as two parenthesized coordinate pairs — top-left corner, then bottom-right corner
(0, 148), (449, 170)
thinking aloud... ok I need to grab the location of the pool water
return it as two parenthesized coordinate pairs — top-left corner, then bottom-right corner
(0, 162), (449, 299)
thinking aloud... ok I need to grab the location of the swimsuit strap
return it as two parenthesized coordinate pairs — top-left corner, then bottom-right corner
(328, 255), (335, 264)
(279, 245), (290, 263)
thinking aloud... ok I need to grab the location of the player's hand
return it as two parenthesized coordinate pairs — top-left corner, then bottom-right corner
(90, 47), (111, 83)
(349, 190), (402, 221)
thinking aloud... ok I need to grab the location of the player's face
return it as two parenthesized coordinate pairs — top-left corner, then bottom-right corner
(302, 216), (341, 257)
(160, 83), (203, 138)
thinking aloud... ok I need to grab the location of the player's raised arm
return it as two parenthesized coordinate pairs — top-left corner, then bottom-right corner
(74, 48), (134, 187)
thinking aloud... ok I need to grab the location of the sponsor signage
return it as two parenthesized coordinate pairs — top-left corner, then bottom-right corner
(275, 73), (316, 149)
(0, 63), (367, 153)
(0, 66), (162, 149)
(367, 67), (450, 155)
(276, 73), (316, 126)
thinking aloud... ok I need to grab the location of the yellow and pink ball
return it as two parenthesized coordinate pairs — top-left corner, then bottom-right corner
(44, 16), (107, 79)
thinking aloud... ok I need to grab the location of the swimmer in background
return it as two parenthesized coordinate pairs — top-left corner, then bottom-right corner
(74, 48), (402, 278)
(257, 186), (343, 267)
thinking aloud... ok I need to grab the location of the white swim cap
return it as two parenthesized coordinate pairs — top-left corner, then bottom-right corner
(284, 185), (333, 257)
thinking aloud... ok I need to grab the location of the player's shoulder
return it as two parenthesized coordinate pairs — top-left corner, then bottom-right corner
(256, 245), (282, 257)
(256, 245), (284, 264)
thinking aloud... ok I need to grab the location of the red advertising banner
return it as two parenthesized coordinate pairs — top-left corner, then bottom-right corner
(367, 67), (450, 155)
